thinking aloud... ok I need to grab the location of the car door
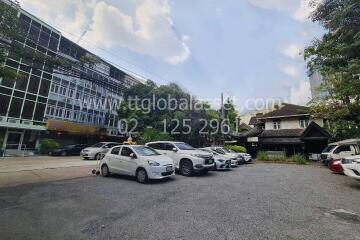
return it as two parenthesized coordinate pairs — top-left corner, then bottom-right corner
(107, 146), (122, 173)
(119, 146), (138, 176)
(163, 143), (179, 168)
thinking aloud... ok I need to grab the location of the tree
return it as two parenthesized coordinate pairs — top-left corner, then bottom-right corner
(118, 81), (226, 146)
(0, 0), (21, 80)
(304, 0), (360, 140)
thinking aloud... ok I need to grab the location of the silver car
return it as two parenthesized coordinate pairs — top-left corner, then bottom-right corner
(201, 148), (233, 169)
(81, 142), (122, 160)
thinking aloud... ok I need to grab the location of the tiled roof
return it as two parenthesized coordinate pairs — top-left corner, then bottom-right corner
(259, 129), (305, 138)
(259, 103), (309, 119)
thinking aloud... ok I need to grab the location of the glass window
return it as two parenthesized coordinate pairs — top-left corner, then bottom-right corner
(273, 121), (281, 130)
(133, 146), (160, 156)
(300, 119), (309, 128)
(21, 101), (35, 119)
(121, 147), (135, 157)
(28, 75), (40, 94)
(0, 95), (11, 116)
(174, 143), (194, 150)
(110, 147), (121, 155)
(34, 103), (46, 121)
(39, 80), (51, 96)
(8, 97), (23, 118)
(334, 145), (351, 153)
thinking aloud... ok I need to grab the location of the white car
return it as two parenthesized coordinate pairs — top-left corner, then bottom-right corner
(236, 152), (253, 163)
(100, 145), (175, 183)
(81, 142), (121, 160)
(199, 148), (231, 170)
(211, 147), (244, 165)
(341, 155), (360, 181)
(146, 141), (215, 176)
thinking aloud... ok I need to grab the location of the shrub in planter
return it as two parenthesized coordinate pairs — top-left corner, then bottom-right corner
(39, 139), (60, 155)
(224, 145), (247, 153)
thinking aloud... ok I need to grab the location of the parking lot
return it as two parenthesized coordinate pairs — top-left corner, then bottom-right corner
(0, 163), (360, 240)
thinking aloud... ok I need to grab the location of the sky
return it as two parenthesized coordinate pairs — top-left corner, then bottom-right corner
(18, 0), (324, 112)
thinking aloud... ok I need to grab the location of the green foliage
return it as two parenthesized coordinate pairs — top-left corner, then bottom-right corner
(256, 151), (269, 161)
(224, 145), (247, 153)
(290, 154), (307, 165)
(256, 151), (307, 164)
(39, 139), (60, 155)
(120, 81), (234, 146)
(305, 0), (360, 140)
(137, 128), (173, 145)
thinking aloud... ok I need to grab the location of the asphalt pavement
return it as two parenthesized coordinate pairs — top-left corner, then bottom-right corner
(0, 163), (360, 240)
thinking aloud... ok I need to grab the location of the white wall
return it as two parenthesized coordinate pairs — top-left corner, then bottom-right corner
(265, 118), (324, 130)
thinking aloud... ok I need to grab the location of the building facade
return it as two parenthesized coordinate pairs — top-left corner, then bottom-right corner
(0, 0), (142, 154)
(231, 103), (330, 157)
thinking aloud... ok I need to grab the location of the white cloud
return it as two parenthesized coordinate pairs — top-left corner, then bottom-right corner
(18, 0), (97, 40)
(18, 0), (191, 65)
(247, 0), (322, 23)
(84, 0), (190, 64)
(281, 65), (300, 77)
(247, 0), (296, 12)
(282, 44), (303, 59)
(290, 80), (311, 104)
(293, 0), (322, 22)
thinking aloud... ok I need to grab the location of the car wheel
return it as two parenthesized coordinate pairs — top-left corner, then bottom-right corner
(61, 151), (67, 156)
(180, 160), (194, 176)
(101, 164), (110, 177)
(136, 168), (148, 183)
(95, 153), (103, 160)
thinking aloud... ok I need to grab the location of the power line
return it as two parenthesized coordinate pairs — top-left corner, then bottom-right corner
(47, 21), (169, 84)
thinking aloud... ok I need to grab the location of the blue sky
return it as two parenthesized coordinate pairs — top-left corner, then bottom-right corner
(19, 0), (323, 111)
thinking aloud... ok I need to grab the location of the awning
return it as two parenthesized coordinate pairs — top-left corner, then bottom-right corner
(260, 137), (303, 145)
(46, 119), (98, 135)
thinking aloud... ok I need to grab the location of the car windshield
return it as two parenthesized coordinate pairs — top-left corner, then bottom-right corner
(322, 145), (336, 153)
(222, 148), (231, 153)
(175, 143), (195, 150)
(65, 145), (76, 149)
(201, 149), (217, 155)
(133, 146), (160, 156)
(91, 143), (105, 148)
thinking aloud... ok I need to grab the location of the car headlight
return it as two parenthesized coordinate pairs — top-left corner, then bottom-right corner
(218, 159), (225, 163)
(148, 160), (160, 166)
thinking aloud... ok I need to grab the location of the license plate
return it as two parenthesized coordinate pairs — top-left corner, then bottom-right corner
(166, 166), (173, 172)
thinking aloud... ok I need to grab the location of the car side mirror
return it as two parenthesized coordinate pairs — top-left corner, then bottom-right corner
(172, 148), (178, 152)
(130, 153), (137, 159)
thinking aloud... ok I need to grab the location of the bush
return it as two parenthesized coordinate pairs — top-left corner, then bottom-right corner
(290, 154), (307, 165)
(256, 151), (269, 161)
(224, 145), (247, 153)
(256, 151), (306, 164)
(39, 139), (60, 155)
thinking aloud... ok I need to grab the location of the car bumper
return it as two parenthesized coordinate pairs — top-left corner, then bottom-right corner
(81, 152), (96, 159)
(244, 157), (252, 163)
(231, 160), (238, 167)
(342, 165), (360, 180)
(215, 161), (231, 170)
(194, 163), (215, 171)
(148, 165), (175, 179)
